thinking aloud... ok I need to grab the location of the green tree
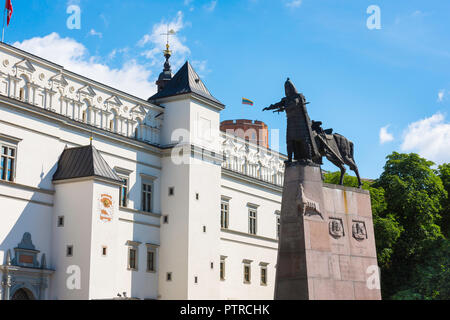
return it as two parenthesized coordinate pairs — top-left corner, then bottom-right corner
(437, 164), (450, 238)
(374, 153), (446, 299)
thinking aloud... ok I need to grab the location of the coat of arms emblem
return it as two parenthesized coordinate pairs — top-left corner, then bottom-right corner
(99, 194), (113, 222)
(329, 218), (345, 239)
(352, 221), (367, 241)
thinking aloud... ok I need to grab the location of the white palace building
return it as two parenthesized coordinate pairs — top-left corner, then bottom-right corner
(0, 42), (287, 300)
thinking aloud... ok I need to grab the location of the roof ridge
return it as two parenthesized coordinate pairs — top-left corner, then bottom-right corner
(53, 144), (122, 183)
(148, 60), (224, 107)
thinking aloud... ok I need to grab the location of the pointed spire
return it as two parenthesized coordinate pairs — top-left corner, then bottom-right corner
(156, 29), (175, 93)
(156, 46), (172, 93)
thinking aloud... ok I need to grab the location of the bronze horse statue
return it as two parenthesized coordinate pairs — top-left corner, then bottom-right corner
(311, 121), (362, 188)
(262, 78), (362, 188)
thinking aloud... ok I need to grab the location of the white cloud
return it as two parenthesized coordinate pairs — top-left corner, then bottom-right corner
(379, 125), (394, 144)
(138, 11), (192, 70)
(438, 89), (445, 102)
(285, 0), (302, 8)
(401, 113), (450, 165)
(88, 29), (103, 38)
(191, 60), (210, 77)
(204, 1), (217, 12)
(13, 33), (156, 99)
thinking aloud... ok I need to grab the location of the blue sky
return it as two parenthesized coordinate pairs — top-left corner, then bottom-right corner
(4, 0), (450, 178)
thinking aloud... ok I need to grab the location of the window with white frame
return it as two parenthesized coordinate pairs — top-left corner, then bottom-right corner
(0, 141), (17, 182)
(260, 262), (269, 286)
(146, 243), (158, 273)
(142, 181), (153, 213)
(243, 259), (253, 284)
(275, 211), (281, 239)
(248, 208), (257, 235)
(115, 167), (133, 208)
(126, 241), (141, 271)
(119, 176), (129, 208)
(221, 198), (230, 229)
(220, 256), (227, 281)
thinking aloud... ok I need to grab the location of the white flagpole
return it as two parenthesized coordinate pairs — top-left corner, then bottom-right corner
(2, 8), (6, 43)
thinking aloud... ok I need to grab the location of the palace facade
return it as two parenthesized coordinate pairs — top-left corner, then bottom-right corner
(0, 42), (286, 300)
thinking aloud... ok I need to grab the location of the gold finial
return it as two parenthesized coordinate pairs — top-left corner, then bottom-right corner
(161, 27), (176, 56)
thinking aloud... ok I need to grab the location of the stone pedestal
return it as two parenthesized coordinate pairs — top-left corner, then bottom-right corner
(274, 163), (381, 300)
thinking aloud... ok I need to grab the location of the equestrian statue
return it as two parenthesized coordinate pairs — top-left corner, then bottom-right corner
(263, 78), (362, 188)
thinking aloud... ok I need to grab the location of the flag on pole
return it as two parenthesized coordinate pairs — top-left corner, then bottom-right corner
(242, 98), (254, 106)
(5, 0), (12, 26)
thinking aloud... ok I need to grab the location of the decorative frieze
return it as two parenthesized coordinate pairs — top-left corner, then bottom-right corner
(0, 45), (163, 146)
(220, 132), (285, 186)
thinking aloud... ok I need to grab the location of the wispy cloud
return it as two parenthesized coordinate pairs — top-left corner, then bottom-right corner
(88, 29), (103, 38)
(204, 1), (217, 12)
(138, 11), (192, 70)
(401, 113), (450, 165)
(183, 0), (195, 12)
(438, 89), (445, 102)
(285, 0), (302, 8)
(379, 125), (394, 144)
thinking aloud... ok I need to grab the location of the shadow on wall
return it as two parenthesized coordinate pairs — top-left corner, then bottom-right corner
(0, 166), (56, 300)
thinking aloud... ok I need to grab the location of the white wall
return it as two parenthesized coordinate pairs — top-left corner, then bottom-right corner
(51, 180), (94, 300)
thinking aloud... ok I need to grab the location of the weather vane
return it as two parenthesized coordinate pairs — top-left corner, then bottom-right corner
(161, 26), (176, 54)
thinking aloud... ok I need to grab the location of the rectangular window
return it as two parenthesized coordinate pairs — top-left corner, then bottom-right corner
(220, 260), (225, 281)
(249, 209), (257, 235)
(142, 182), (153, 213)
(167, 272), (172, 281)
(102, 246), (107, 256)
(0, 145), (16, 182)
(147, 250), (155, 272)
(57, 216), (65, 227)
(66, 245), (73, 257)
(277, 216), (280, 239)
(244, 264), (251, 284)
(221, 201), (229, 229)
(261, 266), (267, 286)
(128, 247), (137, 270)
(119, 176), (129, 208)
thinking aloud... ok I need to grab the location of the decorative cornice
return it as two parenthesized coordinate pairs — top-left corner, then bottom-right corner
(221, 228), (278, 243)
(0, 180), (54, 195)
(221, 168), (283, 193)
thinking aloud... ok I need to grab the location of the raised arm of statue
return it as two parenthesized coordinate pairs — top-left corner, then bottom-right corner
(262, 98), (286, 112)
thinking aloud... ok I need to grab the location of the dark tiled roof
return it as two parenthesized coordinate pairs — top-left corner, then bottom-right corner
(53, 145), (122, 183)
(148, 61), (224, 106)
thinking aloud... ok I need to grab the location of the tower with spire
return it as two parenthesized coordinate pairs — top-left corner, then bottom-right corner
(155, 29), (175, 93)
(147, 28), (225, 300)
(156, 43), (172, 93)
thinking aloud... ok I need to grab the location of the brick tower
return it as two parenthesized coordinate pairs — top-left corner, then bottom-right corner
(220, 119), (269, 148)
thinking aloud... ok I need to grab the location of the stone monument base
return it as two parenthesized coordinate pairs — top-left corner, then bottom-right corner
(274, 163), (381, 300)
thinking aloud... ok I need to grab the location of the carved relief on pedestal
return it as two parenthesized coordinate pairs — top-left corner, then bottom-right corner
(329, 217), (345, 239)
(352, 220), (368, 241)
(296, 183), (323, 219)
